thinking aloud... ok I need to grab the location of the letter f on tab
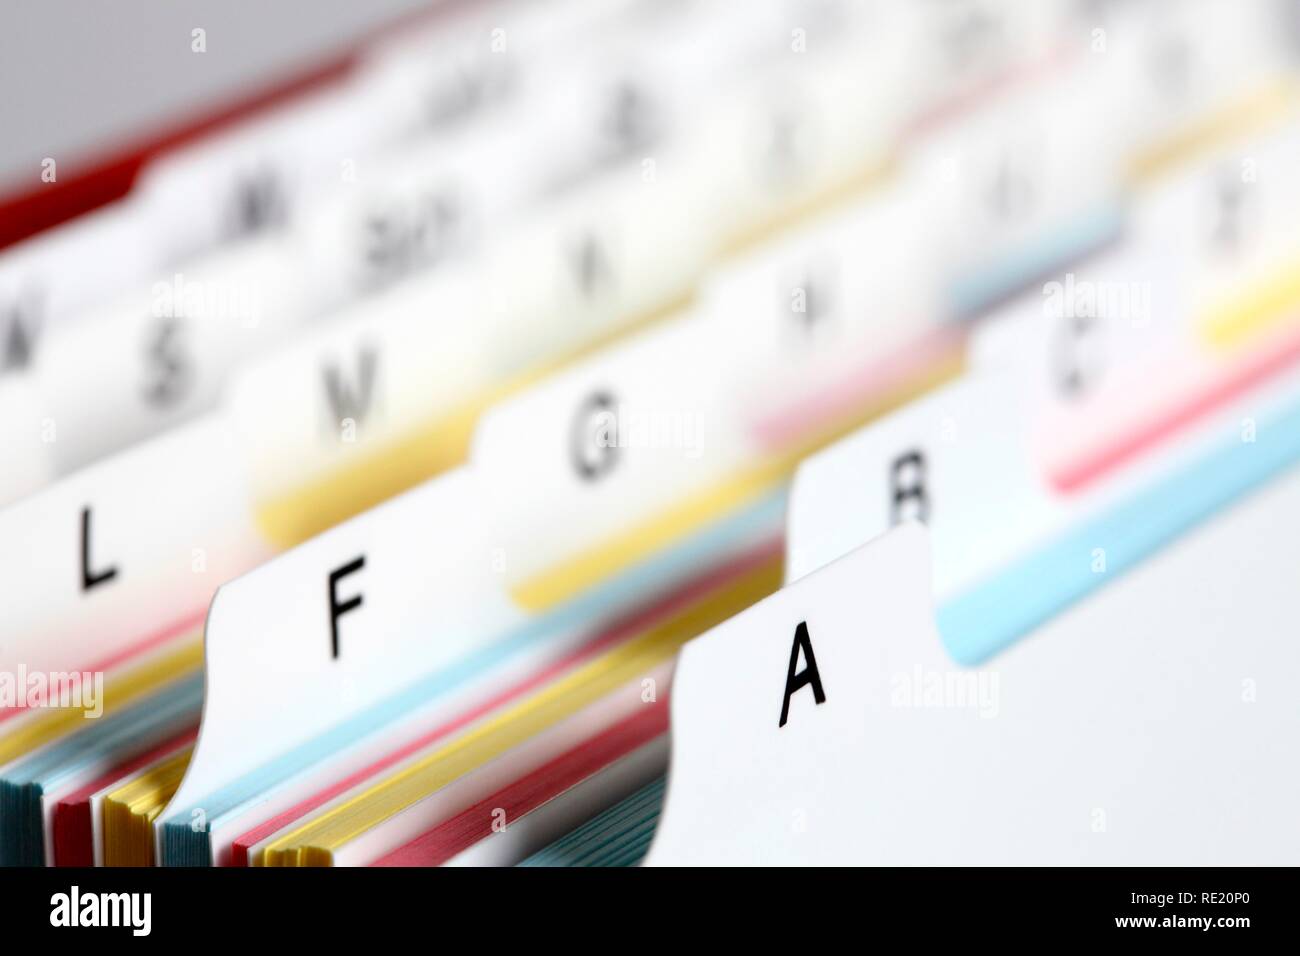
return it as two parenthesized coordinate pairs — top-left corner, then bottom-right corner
(328, 556), (365, 659)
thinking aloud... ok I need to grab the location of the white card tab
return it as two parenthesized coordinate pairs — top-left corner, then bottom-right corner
(0, 417), (266, 678)
(647, 509), (1300, 864)
(166, 466), (524, 813)
(646, 523), (940, 866)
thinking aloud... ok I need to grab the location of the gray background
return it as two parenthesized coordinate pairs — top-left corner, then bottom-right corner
(0, 0), (439, 192)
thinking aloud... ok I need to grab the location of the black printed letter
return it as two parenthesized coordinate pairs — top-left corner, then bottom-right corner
(779, 621), (826, 728)
(569, 233), (614, 300)
(322, 346), (379, 432)
(570, 389), (619, 481)
(142, 317), (193, 408)
(1054, 313), (1102, 398)
(80, 506), (118, 591)
(329, 556), (365, 659)
(890, 450), (929, 525)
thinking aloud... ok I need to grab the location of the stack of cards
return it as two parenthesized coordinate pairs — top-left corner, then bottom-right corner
(1, 0), (1297, 867)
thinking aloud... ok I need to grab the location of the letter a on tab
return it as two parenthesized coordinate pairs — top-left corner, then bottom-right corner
(644, 523), (940, 866)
